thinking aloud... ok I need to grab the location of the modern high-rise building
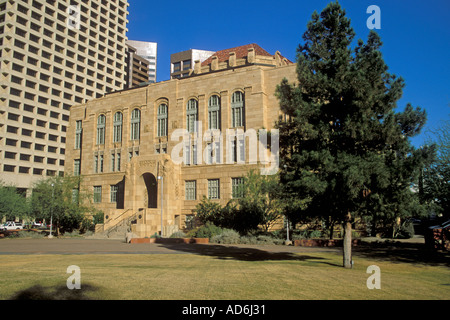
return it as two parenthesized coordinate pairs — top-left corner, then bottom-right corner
(126, 40), (157, 83)
(170, 49), (215, 79)
(125, 44), (151, 88)
(0, 0), (130, 193)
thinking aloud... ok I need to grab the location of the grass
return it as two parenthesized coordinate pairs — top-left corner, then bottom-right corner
(1, 247), (449, 300)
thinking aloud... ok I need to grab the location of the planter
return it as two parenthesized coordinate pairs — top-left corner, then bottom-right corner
(190, 238), (209, 244)
(293, 239), (360, 247)
(130, 237), (209, 244)
(130, 238), (154, 244)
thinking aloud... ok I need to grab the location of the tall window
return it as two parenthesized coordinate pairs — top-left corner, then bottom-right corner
(111, 153), (115, 172)
(185, 180), (196, 200)
(208, 95), (221, 130)
(113, 112), (123, 143)
(110, 185), (118, 203)
(93, 186), (102, 203)
(157, 104), (168, 137)
(208, 179), (220, 200)
(73, 159), (80, 176)
(232, 177), (244, 198)
(231, 91), (245, 127)
(75, 120), (82, 149)
(94, 155), (98, 173)
(186, 99), (198, 133)
(130, 108), (141, 141)
(99, 155), (104, 173)
(111, 151), (121, 172)
(96, 115), (106, 145)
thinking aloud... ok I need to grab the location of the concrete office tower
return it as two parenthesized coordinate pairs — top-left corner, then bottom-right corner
(125, 44), (151, 88)
(170, 49), (215, 79)
(0, 0), (129, 193)
(126, 40), (157, 83)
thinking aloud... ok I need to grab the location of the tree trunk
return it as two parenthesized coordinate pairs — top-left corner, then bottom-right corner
(329, 219), (335, 240)
(343, 212), (352, 269)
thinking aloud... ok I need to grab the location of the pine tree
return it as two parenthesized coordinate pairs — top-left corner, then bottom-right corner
(276, 1), (428, 268)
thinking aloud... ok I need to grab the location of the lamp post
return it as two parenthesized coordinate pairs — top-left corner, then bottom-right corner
(49, 183), (54, 239)
(286, 217), (289, 242)
(157, 176), (163, 237)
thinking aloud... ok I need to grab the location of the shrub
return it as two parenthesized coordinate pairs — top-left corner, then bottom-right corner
(170, 231), (187, 238)
(396, 221), (415, 239)
(194, 222), (224, 239)
(16, 230), (45, 239)
(211, 229), (241, 244)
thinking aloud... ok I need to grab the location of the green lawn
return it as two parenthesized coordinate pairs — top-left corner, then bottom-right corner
(1, 249), (449, 300)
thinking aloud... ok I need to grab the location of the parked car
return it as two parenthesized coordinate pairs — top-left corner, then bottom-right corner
(32, 221), (44, 228)
(425, 219), (450, 251)
(0, 221), (24, 231)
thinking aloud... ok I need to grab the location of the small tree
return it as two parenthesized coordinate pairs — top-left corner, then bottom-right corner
(237, 170), (284, 232)
(0, 182), (30, 221)
(30, 176), (91, 235)
(195, 170), (284, 234)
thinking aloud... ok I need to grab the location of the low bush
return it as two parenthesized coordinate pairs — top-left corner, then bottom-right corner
(211, 229), (241, 244)
(170, 231), (187, 238)
(16, 231), (46, 239)
(193, 222), (225, 239)
(211, 230), (286, 245)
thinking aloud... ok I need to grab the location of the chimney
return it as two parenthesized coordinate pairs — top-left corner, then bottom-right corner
(194, 60), (201, 74)
(211, 56), (219, 71)
(229, 52), (236, 67)
(247, 48), (255, 64)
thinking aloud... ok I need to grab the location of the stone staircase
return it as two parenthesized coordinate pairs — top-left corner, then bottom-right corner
(93, 208), (180, 240)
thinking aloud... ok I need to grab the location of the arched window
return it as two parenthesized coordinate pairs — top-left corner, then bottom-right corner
(186, 99), (198, 133)
(113, 112), (123, 143)
(208, 95), (221, 130)
(231, 91), (245, 128)
(96, 114), (106, 145)
(157, 104), (168, 137)
(130, 108), (141, 141)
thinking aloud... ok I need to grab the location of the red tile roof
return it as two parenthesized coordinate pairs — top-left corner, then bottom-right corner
(201, 43), (275, 66)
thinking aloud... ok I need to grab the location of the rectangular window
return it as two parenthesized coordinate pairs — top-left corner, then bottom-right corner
(111, 153), (115, 172)
(110, 185), (118, 203)
(173, 62), (181, 72)
(208, 179), (220, 200)
(75, 120), (82, 149)
(185, 180), (196, 200)
(93, 186), (102, 203)
(74, 159), (81, 176)
(232, 177), (245, 198)
(94, 155), (98, 174)
(185, 143), (198, 166)
(72, 189), (79, 203)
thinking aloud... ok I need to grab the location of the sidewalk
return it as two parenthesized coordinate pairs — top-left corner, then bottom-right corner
(0, 238), (339, 256)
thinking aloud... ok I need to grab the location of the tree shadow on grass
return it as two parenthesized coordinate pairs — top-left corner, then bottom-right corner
(352, 242), (450, 267)
(159, 243), (341, 267)
(9, 284), (99, 300)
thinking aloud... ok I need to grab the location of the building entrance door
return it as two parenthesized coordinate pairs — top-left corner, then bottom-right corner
(142, 173), (158, 209)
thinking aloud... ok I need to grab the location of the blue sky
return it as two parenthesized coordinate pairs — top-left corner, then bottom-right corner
(126, 0), (450, 148)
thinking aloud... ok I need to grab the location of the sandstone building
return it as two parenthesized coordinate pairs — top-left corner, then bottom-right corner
(65, 43), (297, 238)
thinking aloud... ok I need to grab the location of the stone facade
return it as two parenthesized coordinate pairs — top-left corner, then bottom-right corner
(65, 44), (297, 238)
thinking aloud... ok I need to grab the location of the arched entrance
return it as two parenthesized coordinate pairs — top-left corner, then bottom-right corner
(142, 173), (158, 209)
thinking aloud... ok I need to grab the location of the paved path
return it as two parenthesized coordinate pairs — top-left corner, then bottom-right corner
(0, 238), (340, 256)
